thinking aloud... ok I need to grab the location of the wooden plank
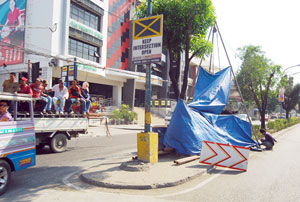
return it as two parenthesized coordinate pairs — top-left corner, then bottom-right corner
(174, 155), (200, 165)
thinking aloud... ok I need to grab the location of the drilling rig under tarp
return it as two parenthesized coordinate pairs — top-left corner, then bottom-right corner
(163, 67), (258, 155)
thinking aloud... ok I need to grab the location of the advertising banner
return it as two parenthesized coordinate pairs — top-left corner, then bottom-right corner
(0, 0), (26, 66)
(278, 88), (285, 102)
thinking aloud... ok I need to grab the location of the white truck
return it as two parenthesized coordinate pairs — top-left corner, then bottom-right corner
(34, 116), (88, 152)
(13, 93), (89, 153)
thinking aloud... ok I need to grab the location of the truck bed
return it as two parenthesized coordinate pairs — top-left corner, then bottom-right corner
(34, 117), (88, 132)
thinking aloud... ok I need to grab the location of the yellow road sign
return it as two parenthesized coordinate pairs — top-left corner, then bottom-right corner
(133, 15), (163, 40)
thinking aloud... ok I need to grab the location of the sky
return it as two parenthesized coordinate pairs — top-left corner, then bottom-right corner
(211, 0), (300, 84)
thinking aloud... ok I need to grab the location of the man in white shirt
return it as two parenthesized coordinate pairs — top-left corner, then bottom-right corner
(52, 79), (69, 115)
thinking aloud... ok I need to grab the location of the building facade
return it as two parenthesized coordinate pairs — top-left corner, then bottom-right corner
(0, 0), (195, 108)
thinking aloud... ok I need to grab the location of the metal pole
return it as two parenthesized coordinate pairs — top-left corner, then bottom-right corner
(145, 64), (151, 132)
(148, 0), (152, 17)
(27, 60), (31, 83)
(144, 0), (152, 133)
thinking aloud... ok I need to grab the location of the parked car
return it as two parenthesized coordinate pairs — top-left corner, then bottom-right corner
(260, 114), (270, 121)
(270, 114), (278, 119)
(265, 114), (271, 121)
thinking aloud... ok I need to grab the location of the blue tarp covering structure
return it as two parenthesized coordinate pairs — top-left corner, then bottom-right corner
(190, 66), (232, 114)
(163, 66), (258, 155)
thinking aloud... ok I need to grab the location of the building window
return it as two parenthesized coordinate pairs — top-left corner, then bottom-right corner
(70, 2), (101, 31)
(68, 38), (100, 63)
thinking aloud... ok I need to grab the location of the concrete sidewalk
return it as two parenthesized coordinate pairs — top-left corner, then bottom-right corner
(80, 152), (211, 189)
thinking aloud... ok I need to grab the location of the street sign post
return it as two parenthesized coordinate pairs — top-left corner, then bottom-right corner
(132, 14), (163, 133)
(134, 13), (163, 164)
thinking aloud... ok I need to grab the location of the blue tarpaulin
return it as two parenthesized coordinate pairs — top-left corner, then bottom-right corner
(163, 66), (258, 155)
(190, 66), (232, 114)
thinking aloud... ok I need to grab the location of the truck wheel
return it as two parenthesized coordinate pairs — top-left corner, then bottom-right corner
(50, 133), (67, 153)
(0, 160), (11, 196)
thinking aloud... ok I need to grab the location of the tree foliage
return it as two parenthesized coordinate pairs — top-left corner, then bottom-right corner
(236, 45), (281, 129)
(281, 78), (300, 119)
(135, 0), (216, 100)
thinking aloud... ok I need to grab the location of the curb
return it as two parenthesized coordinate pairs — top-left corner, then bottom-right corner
(79, 168), (209, 190)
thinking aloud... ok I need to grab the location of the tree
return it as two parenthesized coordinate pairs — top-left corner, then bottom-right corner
(266, 90), (278, 113)
(135, 0), (216, 100)
(281, 81), (300, 119)
(236, 45), (281, 129)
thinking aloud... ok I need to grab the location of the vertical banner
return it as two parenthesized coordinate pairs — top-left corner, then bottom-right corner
(0, 0), (26, 66)
(278, 88), (285, 102)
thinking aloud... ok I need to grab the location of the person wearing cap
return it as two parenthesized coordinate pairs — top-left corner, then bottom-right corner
(52, 79), (69, 115)
(29, 78), (47, 114)
(260, 128), (277, 150)
(18, 77), (32, 113)
(19, 77), (32, 95)
(0, 100), (12, 121)
(40, 79), (53, 114)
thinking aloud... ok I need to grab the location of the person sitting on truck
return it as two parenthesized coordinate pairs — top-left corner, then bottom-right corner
(2, 72), (19, 113)
(52, 79), (68, 115)
(2, 72), (19, 93)
(40, 80), (53, 115)
(30, 78), (47, 115)
(81, 81), (91, 115)
(65, 79), (86, 115)
(0, 101), (12, 121)
(18, 77), (32, 113)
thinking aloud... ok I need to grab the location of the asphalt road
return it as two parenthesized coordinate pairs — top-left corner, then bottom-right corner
(1, 126), (138, 202)
(2, 124), (300, 202)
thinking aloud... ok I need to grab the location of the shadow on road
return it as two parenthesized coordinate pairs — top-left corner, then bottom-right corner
(2, 165), (82, 202)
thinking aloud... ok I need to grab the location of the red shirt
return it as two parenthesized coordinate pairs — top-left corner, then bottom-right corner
(30, 83), (44, 98)
(19, 84), (33, 95)
(8, 7), (20, 26)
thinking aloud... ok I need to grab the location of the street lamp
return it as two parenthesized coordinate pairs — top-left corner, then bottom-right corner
(282, 64), (300, 74)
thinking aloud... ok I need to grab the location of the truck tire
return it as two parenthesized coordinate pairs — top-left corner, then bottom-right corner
(0, 160), (11, 196)
(50, 133), (67, 153)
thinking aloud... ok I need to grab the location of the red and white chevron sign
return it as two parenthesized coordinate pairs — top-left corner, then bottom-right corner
(199, 141), (250, 172)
